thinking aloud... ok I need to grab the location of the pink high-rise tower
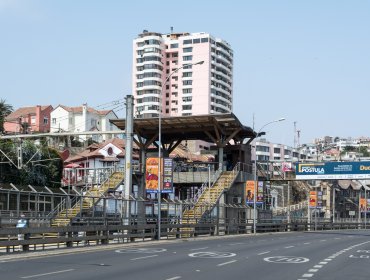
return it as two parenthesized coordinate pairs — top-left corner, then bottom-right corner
(132, 30), (233, 118)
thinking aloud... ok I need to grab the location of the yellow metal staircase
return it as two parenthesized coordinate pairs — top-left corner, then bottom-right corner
(181, 170), (239, 237)
(50, 171), (124, 227)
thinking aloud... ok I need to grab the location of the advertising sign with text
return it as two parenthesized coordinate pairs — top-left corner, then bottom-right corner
(296, 161), (370, 180)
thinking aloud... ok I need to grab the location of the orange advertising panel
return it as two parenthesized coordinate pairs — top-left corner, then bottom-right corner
(245, 180), (255, 204)
(309, 191), (317, 208)
(146, 157), (160, 192)
(360, 198), (367, 213)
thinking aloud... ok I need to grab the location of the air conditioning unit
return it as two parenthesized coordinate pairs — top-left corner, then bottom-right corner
(232, 197), (242, 204)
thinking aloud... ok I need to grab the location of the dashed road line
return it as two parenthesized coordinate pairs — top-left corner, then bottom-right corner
(20, 269), (75, 279)
(190, 247), (209, 251)
(298, 240), (370, 280)
(131, 254), (158, 260)
(165, 276), (182, 280)
(258, 251), (271, 255)
(217, 260), (237, 266)
(285, 246), (295, 249)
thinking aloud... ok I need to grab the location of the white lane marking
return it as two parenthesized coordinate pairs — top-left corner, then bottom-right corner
(302, 274), (313, 278)
(303, 242), (311, 245)
(320, 240), (327, 242)
(319, 262), (328, 264)
(285, 246), (295, 248)
(229, 242), (244, 246)
(165, 276), (182, 280)
(324, 258), (332, 261)
(131, 254), (158, 260)
(190, 247), (209, 251)
(314, 265), (323, 268)
(20, 269), (75, 279)
(217, 260), (237, 266)
(309, 269), (318, 272)
(258, 251), (271, 255)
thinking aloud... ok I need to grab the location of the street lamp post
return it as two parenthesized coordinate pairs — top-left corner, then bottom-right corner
(253, 118), (285, 235)
(157, 60), (204, 240)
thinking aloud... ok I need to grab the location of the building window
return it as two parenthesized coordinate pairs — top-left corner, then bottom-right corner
(274, 148), (281, 153)
(256, 146), (270, 152)
(52, 118), (56, 125)
(183, 80), (192, 86)
(201, 38), (209, 43)
(170, 43), (178, 48)
(172, 53), (178, 57)
(183, 39), (192, 44)
(183, 88), (192, 94)
(43, 117), (48, 124)
(193, 38), (200, 44)
(183, 55), (192, 61)
(183, 47), (193, 53)
(183, 72), (192, 78)
(182, 105), (192, 110)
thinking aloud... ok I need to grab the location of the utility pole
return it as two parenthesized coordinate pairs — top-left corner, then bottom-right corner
(124, 95), (134, 224)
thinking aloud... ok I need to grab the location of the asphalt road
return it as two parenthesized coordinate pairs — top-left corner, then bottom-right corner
(1, 230), (370, 280)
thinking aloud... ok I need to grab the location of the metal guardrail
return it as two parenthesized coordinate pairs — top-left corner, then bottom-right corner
(1, 220), (368, 254)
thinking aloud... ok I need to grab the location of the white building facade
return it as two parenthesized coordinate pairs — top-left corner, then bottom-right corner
(132, 30), (233, 118)
(50, 104), (118, 141)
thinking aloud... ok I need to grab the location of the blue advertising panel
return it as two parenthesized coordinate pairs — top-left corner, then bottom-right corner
(295, 161), (370, 180)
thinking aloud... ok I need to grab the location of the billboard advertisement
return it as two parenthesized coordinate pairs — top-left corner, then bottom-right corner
(309, 190), (323, 209)
(245, 180), (263, 205)
(162, 158), (174, 193)
(146, 157), (160, 192)
(145, 157), (174, 193)
(359, 198), (370, 213)
(309, 191), (317, 208)
(295, 161), (370, 180)
(245, 180), (255, 204)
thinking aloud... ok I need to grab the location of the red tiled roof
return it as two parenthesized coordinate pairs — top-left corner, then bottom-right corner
(5, 106), (51, 121)
(65, 138), (139, 163)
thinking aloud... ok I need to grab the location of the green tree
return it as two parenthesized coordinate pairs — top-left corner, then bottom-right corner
(358, 146), (370, 157)
(0, 139), (63, 187)
(0, 99), (13, 133)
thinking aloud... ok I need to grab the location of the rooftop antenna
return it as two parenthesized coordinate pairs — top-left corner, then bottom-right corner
(170, 26), (173, 33)
(293, 121), (297, 149)
(297, 129), (301, 148)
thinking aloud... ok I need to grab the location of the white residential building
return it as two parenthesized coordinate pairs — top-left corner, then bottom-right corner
(50, 104), (118, 142)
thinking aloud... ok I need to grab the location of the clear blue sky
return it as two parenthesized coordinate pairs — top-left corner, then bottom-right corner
(1, 0), (369, 146)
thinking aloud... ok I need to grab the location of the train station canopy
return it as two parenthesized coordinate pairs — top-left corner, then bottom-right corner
(110, 113), (256, 151)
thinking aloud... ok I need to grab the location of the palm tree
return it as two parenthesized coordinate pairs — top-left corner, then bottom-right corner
(0, 99), (13, 133)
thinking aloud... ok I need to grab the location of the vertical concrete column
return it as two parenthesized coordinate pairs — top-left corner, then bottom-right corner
(218, 146), (224, 171)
